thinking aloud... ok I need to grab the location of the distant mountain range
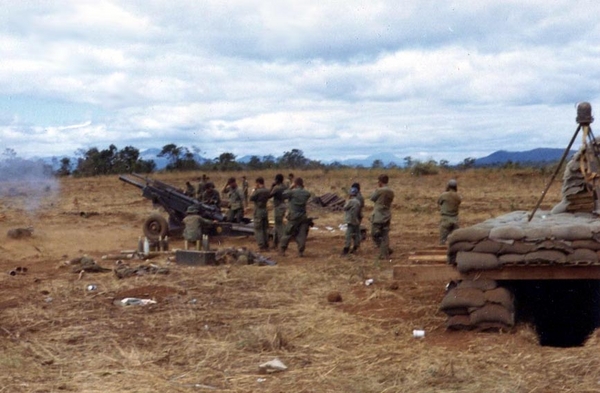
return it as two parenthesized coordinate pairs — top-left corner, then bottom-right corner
(474, 148), (575, 166)
(33, 147), (575, 171)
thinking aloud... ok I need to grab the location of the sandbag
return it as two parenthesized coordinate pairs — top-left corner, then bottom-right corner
(456, 279), (498, 291)
(489, 226), (525, 241)
(533, 240), (573, 253)
(470, 304), (515, 326)
(440, 287), (486, 310)
(456, 252), (501, 272)
(567, 248), (598, 264)
(499, 253), (525, 264)
(551, 199), (569, 215)
(500, 241), (535, 254)
(472, 239), (503, 254)
(524, 250), (567, 264)
(476, 322), (512, 331)
(523, 226), (552, 241)
(442, 307), (470, 316)
(449, 226), (491, 243)
(570, 240), (600, 250)
(551, 225), (592, 240)
(448, 241), (475, 253)
(484, 288), (514, 310)
(446, 315), (472, 330)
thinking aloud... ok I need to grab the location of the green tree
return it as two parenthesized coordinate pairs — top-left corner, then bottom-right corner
(371, 159), (384, 169)
(56, 157), (71, 177)
(215, 152), (239, 171)
(279, 149), (309, 169)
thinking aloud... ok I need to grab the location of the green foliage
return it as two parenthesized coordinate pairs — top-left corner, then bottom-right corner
(55, 157), (72, 177)
(410, 159), (439, 176)
(278, 149), (309, 169)
(73, 145), (156, 176)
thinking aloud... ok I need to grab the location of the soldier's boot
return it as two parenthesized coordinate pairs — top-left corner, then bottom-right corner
(341, 247), (350, 256)
(351, 246), (359, 254)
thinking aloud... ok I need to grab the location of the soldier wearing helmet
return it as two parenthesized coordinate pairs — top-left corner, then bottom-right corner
(438, 179), (462, 244)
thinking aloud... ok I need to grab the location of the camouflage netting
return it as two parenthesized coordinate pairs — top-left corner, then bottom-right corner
(440, 279), (515, 331)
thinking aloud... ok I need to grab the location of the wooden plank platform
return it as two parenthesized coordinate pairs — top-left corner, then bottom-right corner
(393, 264), (600, 281)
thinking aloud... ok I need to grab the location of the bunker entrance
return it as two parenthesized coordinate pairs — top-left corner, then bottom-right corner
(508, 280), (600, 347)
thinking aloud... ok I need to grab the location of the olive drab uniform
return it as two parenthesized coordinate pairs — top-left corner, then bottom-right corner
(250, 187), (271, 250)
(224, 186), (244, 222)
(343, 197), (361, 252)
(438, 190), (461, 244)
(242, 178), (249, 206)
(202, 188), (221, 207)
(182, 215), (214, 242)
(356, 191), (365, 223)
(370, 186), (394, 259)
(269, 183), (288, 247)
(279, 186), (311, 256)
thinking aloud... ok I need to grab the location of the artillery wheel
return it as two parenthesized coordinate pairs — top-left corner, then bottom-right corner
(143, 213), (169, 241)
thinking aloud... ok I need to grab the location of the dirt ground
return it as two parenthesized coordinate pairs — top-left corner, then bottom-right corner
(2, 168), (600, 393)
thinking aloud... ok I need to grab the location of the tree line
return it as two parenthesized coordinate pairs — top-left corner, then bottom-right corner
(2, 144), (516, 179)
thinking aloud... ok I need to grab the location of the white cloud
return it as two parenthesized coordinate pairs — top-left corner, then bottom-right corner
(0, 0), (599, 163)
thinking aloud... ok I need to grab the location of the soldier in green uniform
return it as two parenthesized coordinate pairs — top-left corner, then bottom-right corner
(370, 174), (394, 259)
(269, 173), (288, 248)
(184, 181), (195, 197)
(438, 179), (461, 244)
(351, 182), (365, 223)
(197, 174), (208, 198)
(342, 187), (361, 255)
(182, 205), (216, 246)
(250, 177), (271, 251)
(222, 177), (245, 223)
(201, 182), (221, 207)
(242, 175), (249, 207)
(279, 177), (311, 257)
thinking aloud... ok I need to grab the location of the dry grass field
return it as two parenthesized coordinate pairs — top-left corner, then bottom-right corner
(2, 168), (600, 393)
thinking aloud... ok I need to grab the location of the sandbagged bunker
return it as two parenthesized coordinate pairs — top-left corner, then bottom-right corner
(441, 128), (600, 345)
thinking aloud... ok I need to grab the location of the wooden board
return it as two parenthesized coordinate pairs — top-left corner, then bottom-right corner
(393, 264), (600, 281)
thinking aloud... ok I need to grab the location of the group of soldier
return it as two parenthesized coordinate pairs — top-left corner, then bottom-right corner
(183, 172), (461, 259)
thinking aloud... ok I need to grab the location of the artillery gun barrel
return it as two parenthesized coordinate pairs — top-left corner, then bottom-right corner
(118, 175), (146, 189)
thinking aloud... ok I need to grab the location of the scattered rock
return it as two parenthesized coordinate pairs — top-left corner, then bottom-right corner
(327, 291), (343, 303)
(7, 227), (33, 239)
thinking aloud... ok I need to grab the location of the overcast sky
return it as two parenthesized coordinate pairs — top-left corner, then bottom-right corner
(1, 0), (599, 164)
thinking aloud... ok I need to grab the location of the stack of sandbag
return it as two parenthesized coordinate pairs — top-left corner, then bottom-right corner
(552, 147), (594, 214)
(447, 210), (600, 272)
(440, 279), (515, 331)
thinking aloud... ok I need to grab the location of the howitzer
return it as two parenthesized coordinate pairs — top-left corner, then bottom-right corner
(119, 173), (254, 240)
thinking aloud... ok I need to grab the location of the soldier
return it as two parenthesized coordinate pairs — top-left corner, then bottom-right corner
(222, 177), (244, 223)
(242, 175), (249, 206)
(279, 177), (311, 257)
(182, 205), (216, 249)
(286, 173), (294, 188)
(342, 187), (361, 255)
(197, 174), (209, 198)
(438, 179), (461, 244)
(250, 177), (271, 251)
(269, 173), (288, 248)
(184, 181), (195, 197)
(201, 182), (221, 207)
(370, 174), (394, 259)
(351, 182), (365, 223)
